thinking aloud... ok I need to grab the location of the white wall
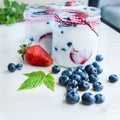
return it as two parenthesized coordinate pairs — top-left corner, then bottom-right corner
(0, 0), (88, 7)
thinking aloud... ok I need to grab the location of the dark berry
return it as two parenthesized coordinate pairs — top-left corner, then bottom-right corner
(95, 55), (103, 62)
(59, 75), (69, 86)
(95, 94), (105, 104)
(61, 48), (66, 51)
(67, 67), (75, 73)
(16, 63), (23, 70)
(8, 63), (16, 72)
(71, 74), (81, 82)
(62, 69), (73, 77)
(61, 31), (64, 34)
(67, 42), (73, 47)
(54, 47), (58, 51)
(81, 92), (96, 105)
(79, 72), (89, 81)
(108, 74), (118, 83)
(52, 65), (61, 74)
(96, 66), (103, 75)
(85, 64), (97, 74)
(92, 61), (100, 68)
(66, 91), (80, 104)
(77, 66), (85, 71)
(67, 79), (78, 88)
(89, 74), (99, 83)
(67, 86), (78, 93)
(46, 22), (49, 24)
(93, 82), (103, 91)
(78, 81), (90, 91)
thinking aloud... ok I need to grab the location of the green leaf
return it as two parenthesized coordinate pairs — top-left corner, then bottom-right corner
(4, 0), (10, 7)
(44, 73), (55, 91)
(18, 71), (55, 92)
(6, 17), (16, 24)
(24, 71), (46, 77)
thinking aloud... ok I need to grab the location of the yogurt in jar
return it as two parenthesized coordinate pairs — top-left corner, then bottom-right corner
(24, 4), (55, 54)
(52, 10), (101, 67)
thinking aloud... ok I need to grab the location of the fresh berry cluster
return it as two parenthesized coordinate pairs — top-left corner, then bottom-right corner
(8, 63), (23, 72)
(51, 54), (119, 105)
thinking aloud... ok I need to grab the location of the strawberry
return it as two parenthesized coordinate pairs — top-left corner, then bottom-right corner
(18, 44), (53, 66)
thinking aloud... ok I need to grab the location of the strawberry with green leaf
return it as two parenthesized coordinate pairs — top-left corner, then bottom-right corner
(18, 44), (53, 67)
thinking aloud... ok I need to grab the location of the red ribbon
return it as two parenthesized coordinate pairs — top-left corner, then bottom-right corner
(54, 13), (99, 36)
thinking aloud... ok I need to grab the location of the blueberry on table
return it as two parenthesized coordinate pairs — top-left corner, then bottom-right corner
(71, 73), (81, 82)
(59, 75), (70, 86)
(66, 90), (80, 104)
(93, 82), (103, 91)
(81, 92), (96, 105)
(78, 81), (90, 91)
(8, 63), (16, 72)
(95, 55), (103, 62)
(16, 63), (23, 70)
(89, 74), (99, 83)
(95, 94), (105, 104)
(67, 79), (78, 88)
(66, 86), (78, 93)
(62, 69), (73, 77)
(52, 65), (61, 74)
(108, 74), (119, 83)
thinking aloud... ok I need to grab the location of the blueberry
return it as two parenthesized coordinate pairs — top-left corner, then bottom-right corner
(89, 74), (99, 83)
(59, 75), (69, 86)
(46, 22), (49, 24)
(85, 64), (97, 74)
(95, 55), (103, 62)
(67, 86), (78, 93)
(79, 72), (89, 81)
(108, 74), (119, 83)
(92, 61), (100, 68)
(67, 42), (73, 47)
(62, 69), (73, 77)
(96, 66), (103, 75)
(74, 68), (82, 75)
(71, 74), (81, 82)
(61, 48), (66, 51)
(67, 67), (75, 73)
(93, 82), (103, 91)
(54, 47), (58, 51)
(78, 81), (90, 91)
(52, 65), (61, 74)
(61, 31), (64, 34)
(29, 36), (34, 41)
(81, 92), (96, 105)
(77, 66), (85, 71)
(95, 94), (105, 104)
(66, 91), (80, 104)
(67, 79), (78, 88)
(16, 63), (23, 70)
(8, 63), (16, 72)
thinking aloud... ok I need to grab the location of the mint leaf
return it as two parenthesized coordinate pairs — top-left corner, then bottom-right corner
(18, 71), (55, 91)
(4, 0), (10, 7)
(44, 73), (55, 91)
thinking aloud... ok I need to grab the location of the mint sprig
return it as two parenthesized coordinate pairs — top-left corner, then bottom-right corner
(18, 71), (55, 91)
(0, 0), (27, 25)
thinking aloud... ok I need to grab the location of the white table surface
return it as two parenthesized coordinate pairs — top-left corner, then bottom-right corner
(0, 22), (120, 120)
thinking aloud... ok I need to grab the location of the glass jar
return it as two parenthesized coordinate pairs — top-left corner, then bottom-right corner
(24, 4), (55, 54)
(52, 8), (101, 67)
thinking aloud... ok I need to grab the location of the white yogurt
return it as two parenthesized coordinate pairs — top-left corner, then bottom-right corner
(24, 4), (54, 54)
(52, 10), (101, 67)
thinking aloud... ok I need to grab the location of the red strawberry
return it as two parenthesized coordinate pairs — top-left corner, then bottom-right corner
(18, 44), (53, 66)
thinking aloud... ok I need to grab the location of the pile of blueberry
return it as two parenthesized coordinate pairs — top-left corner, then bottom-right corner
(52, 55), (119, 105)
(8, 63), (23, 72)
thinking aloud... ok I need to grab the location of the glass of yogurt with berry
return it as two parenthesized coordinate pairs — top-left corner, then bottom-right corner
(52, 9), (101, 67)
(24, 4), (55, 54)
